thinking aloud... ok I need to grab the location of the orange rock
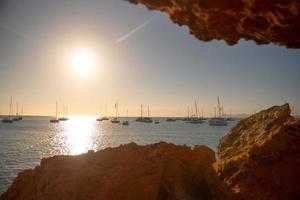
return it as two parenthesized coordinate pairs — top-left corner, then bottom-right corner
(1, 142), (231, 200)
(215, 104), (300, 200)
(127, 0), (300, 48)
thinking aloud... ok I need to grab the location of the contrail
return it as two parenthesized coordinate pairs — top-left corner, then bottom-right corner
(116, 16), (155, 44)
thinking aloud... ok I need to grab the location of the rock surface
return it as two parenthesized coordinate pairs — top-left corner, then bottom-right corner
(127, 0), (300, 48)
(1, 142), (231, 200)
(215, 104), (300, 200)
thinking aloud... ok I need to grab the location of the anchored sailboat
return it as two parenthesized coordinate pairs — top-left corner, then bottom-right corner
(101, 104), (109, 121)
(122, 109), (129, 126)
(187, 101), (203, 124)
(58, 104), (69, 121)
(50, 101), (59, 123)
(12, 102), (22, 121)
(209, 97), (227, 126)
(96, 105), (103, 121)
(135, 104), (153, 123)
(1, 96), (14, 123)
(111, 101), (120, 123)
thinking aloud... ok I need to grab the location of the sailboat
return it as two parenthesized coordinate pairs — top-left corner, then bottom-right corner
(182, 106), (191, 121)
(50, 101), (59, 123)
(1, 96), (14, 123)
(143, 105), (153, 123)
(111, 101), (120, 123)
(209, 97), (228, 126)
(135, 104), (144, 122)
(135, 104), (153, 123)
(12, 103), (22, 121)
(96, 105), (103, 121)
(187, 101), (203, 124)
(101, 104), (109, 121)
(166, 117), (176, 122)
(226, 108), (234, 121)
(58, 104), (69, 121)
(122, 109), (129, 126)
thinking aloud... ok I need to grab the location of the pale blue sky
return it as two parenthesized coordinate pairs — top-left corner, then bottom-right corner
(0, 0), (299, 116)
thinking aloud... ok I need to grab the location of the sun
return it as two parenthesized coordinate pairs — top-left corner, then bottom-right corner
(70, 50), (95, 76)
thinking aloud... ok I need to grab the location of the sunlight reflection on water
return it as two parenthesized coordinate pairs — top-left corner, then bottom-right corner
(52, 116), (99, 155)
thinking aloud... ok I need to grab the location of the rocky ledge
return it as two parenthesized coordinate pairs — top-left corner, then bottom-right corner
(1, 104), (300, 200)
(1, 143), (231, 200)
(215, 104), (300, 200)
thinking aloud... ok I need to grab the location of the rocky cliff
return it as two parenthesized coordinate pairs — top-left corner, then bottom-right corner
(1, 142), (231, 200)
(215, 104), (300, 200)
(127, 0), (300, 48)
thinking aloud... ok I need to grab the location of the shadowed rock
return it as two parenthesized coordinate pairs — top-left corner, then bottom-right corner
(215, 104), (300, 200)
(127, 0), (300, 48)
(1, 142), (231, 200)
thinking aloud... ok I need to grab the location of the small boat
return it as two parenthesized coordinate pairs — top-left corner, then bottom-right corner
(111, 101), (120, 124)
(101, 117), (109, 120)
(2, 96), (14, 124)
(186, 101), (203, 124)
(2, 118), (13, 123)
(12, 103), (22, 121)
(154, 120), (160, 124)
(166, 118), (176, 122)
(187, 117), (203, 124)
(99, 105), (109, 121)
(111, 118), (120, 123)
(209, 97), (228, 126)
(226, 109), (234, 121)
(209, 118), (227, 126)
(122, 109), (130, 126)
(50, 101), (59, 123)
(58, 104), (69, 121)
(136, 104), (153, 123)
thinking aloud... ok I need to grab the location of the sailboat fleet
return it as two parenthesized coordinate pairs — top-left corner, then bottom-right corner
(1, 96), (234, 126)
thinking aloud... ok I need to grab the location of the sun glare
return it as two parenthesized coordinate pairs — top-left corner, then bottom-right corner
(70, 50), (96, 76)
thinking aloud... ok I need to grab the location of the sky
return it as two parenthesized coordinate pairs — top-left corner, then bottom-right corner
(0, 0), (299, 117)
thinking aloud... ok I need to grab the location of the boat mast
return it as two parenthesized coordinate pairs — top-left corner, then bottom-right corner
(217, 96), (221, 117)
(195, 101), (198, 118)
(9, 96), (12, 119)
(214, 107), (216, 118)
(115, 101), (118, 119)
(100, 105), (102, 117)
(141, 104), (143, 118)
(55, 101), (58, 119)
(16, 103), (19, 116)
(187, 106), (190, 118)
(147, 105), (150, 118)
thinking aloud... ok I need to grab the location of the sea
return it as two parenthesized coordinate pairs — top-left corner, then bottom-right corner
(0, 116), (238, 194)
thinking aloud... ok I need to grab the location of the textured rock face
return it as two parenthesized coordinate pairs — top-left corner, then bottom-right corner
(127, 0), (300, 48)
(1, 142), (231, 200)
(215, 104), (300, 200)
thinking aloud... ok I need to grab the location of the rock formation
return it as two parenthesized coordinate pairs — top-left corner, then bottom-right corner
(1, 142), (231, 200)
(215, 104), (300, 200)
(127, 0), (300, 48)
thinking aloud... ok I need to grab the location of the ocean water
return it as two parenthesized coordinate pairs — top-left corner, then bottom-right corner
(0, 116), (238, 194)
